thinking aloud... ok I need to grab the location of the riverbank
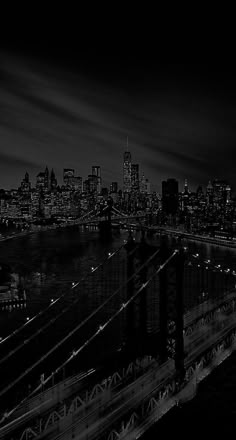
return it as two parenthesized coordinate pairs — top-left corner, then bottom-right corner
(155, 226), (236, 249)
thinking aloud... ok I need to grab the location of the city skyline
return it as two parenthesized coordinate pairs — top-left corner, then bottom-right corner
(1, 48), (236, 192)
(0, 160), (234, 197)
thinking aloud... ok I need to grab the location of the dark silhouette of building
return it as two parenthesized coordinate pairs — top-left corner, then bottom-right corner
(20, 172), (31, 193)
(50, 169), (57, 190)
(110, 182), (118, 193)
(162, 178), (179, 215)
(63, 168), (75, 186)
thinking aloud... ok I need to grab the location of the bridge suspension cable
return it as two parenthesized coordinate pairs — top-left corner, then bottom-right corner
(0, 244), (161, 422)
(0, 243), (126, 364)
(111, 207), (128, 217)
(40, 249), (178, 389)
(0, 297), (61, 347)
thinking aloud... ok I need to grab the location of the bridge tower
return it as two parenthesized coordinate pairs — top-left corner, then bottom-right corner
(98, 198), (113, 236)
(124, 230), (159, 355)
(159, 235), (185, 379)
(125, 232), (185, 379)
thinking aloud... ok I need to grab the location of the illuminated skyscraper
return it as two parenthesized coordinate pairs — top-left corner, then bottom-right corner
(131, 164), (139, 192)
(212, 179), (229, 207)
(123, 151), (132, 193)
(92, 166), (101, 193)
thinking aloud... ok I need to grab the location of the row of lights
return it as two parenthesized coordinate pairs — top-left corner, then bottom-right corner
(11, 246), (123, 334)
(25, 298), (56, 322)
(193, 253), (236, 276)
(1, 241), (127, 344)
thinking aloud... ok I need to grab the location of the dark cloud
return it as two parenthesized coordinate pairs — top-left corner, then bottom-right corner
(1, 52), (236, 192)
(0, 152), (40, 188)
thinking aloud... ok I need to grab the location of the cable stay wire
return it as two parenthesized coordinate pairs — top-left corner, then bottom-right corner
(0, 243), (125, 348)
(52, 250), (178, 373)
(0, 244), (127, 366)
(0, 298), (61, 348)
(0, 245), (161, 420)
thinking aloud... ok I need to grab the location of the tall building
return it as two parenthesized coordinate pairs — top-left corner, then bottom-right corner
(180, 178), (190, 211)
(110, 182), (118, 193)
(92, 166), (101, 194)
(36, 172), (46, 192)
(88, 174), (99, 193)
(131, 164), (139, 192)
(162, 178), (179, 215)
(72, 176), (82, 193)
(206, 180), (213, 207)
(44, 166), (49, 190)
(184, 179), (189, 193)
(226, 184), (232, 204)
(212, 179), (229, 208)
(20, 172), (31, 193)
(50, 169), (57, 190)
(123, 151), (132, 193)
(63, 169), (75, 186)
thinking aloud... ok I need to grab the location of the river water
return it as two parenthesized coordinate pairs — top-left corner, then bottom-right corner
(0, 228), (236, 434)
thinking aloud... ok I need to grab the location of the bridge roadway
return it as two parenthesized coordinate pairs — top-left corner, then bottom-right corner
(51, 309), (236, 440)
(145, 226), (236, 248)
(2, 287), (236, 415)
(1, 295), (236, 440)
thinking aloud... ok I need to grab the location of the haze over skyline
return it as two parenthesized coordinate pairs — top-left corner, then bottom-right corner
(1, 45), (236, 192)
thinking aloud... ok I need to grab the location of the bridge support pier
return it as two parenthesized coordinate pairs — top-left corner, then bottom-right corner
(175, 248), (185, 380)
(159, 235), (185, 379)
(125, 231), (158, 357)
(159, 236), (169, 361)
(125, 232), (136, 351)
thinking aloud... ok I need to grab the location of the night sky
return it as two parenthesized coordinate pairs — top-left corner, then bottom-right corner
(1, 39), (236, 193)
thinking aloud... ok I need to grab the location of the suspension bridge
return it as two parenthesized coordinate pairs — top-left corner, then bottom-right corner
(69, 204), (147, 231)
(0, 232), (236, 439)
